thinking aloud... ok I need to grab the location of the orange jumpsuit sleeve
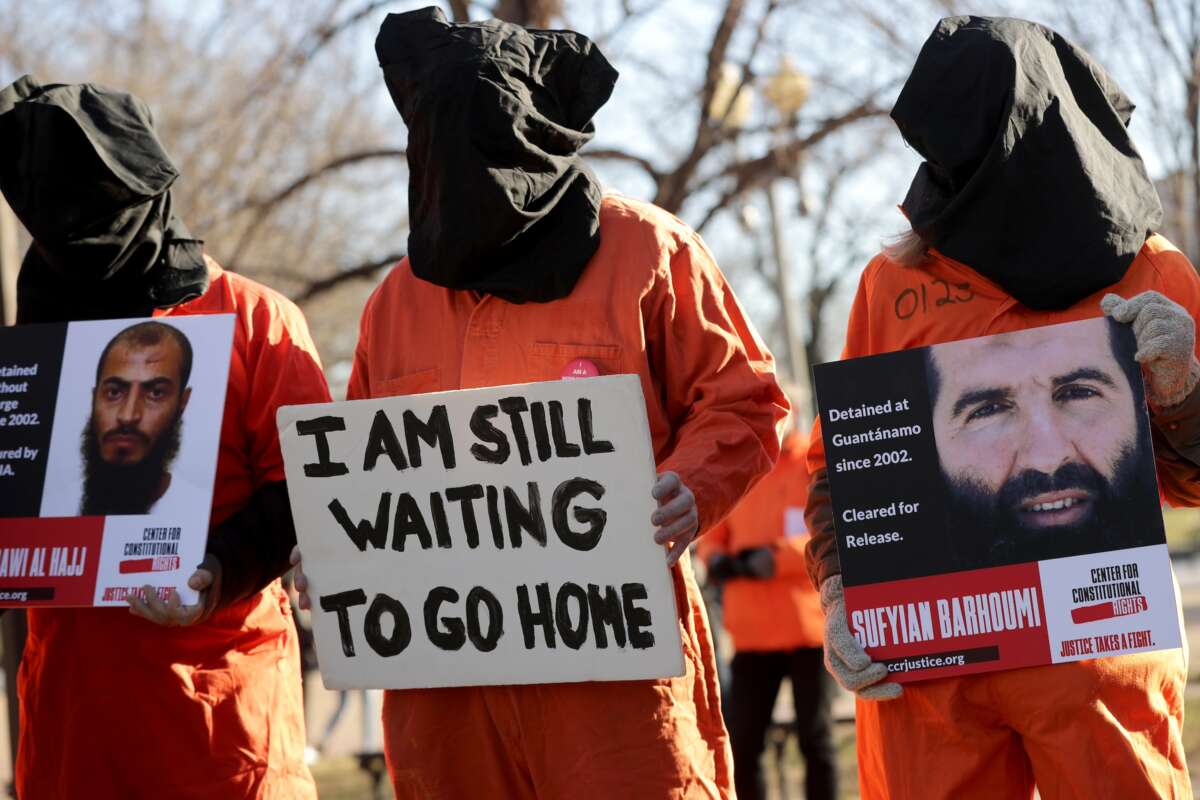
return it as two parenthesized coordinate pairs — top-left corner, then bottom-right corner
(1144, 245), (1200, 506)
(240, 293), (332, 486)
(646, 231), (790, 533)
(346, 286), (378, 402)
(204, 289), (332, 606)
(804, 263), (876, 588)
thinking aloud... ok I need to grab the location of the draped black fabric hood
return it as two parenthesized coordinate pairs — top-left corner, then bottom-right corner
(892, 16), (1163, 310)
(376, 7), (618, 303)
(0, 75), (208, 323)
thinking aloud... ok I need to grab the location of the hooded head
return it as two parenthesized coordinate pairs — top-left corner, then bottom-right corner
(892, 17), (1162, 310)
(0, 76), (208, 323)
(376, 7), (618, 303)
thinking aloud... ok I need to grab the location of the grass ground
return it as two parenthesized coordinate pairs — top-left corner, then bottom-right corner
(312, 756), (388, 799)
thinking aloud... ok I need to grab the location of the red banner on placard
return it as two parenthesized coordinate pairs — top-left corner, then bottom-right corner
(1070, 595), (1149, 624)
(0, 517), (104, 605)
(843, 562), (1050, 682)
(119, 555), (181, 574)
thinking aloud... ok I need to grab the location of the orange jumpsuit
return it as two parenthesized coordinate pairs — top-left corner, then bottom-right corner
(349, 194), (789, 799)
(17, 261), (330, 799)
(697, 433), (823, 653)
(805, 236), (1195, 799)
(698, 433), (834, 800)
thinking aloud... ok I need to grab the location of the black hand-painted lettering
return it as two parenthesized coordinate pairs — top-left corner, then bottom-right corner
(578, 399), (615, 454)
(552, 478), (608, 551)
(445, 485), (485, 548)
(587, 584), (627, 648)
(516, 583), (556, 649)
(364, 593), (412, 656)
(549, 400), (582, 457)
(893, 280), (975, 320)
(504, 482), (547, 548)
(320, 589), (368, 657)
(403, 405), (456, 469)
(429, 492), (452, 548)
(297, 416), (350, 477)
(486, 485), (504, 549)
(894, 288), (919, 320)
(392, 492), (432, 552)
(466, 586), (503, 652)
(932, 278), (953, 307)
(424, 586), (465, 651)
(469, 404), (510, 464)
(363, 410), (407, 471)
(622, 583), (655, 649)
(530, 401), (553, 462)
(499, 397), (533, 466)
(555, 582), (589, 650)
(329, 494), (391, 551)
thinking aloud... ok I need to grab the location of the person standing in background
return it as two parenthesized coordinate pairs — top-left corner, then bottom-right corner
(700, 426), (835, 800)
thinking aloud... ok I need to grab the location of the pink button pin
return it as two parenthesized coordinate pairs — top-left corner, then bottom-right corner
(561, 358), (600, 379)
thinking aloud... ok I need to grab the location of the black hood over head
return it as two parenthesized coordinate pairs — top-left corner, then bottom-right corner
(892, 16), (1162, 311)
(0, 75), (208, 323)
(376, 7), (618, 304)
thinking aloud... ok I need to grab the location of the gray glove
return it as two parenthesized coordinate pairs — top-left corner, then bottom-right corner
(1102, 291), (1200, 409)
(820, 575), (901, 701)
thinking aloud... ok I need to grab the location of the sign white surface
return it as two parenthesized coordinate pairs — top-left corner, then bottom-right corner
(0, 314), (234, 606)
(278, 375), (684, 690)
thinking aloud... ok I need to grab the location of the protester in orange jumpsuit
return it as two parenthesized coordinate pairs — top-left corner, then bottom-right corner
(291, 8), (789, 798)
(0, 76), (329, 798)
(697, 430), (835, 800)
(805, 17), (1195, 799)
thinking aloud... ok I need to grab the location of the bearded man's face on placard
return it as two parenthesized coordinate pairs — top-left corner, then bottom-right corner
(927, 320), (1155, 566)
(81, 323), (192, 516)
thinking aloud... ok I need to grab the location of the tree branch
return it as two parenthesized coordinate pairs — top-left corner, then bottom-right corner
(654, 0), (747, 213)
(293, 251), (406, 303)
(593, 0), (669, 47)
(226, 148), (406, 263)
(235, 148), (407, 217)
(584, 147), (662, 181)
(1143, 0), (1190, 76)
(698, 0), (748, 130)
(302, 1), (397, 62)
(692, 99), (887, 232)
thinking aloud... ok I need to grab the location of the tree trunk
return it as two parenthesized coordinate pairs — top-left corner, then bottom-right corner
(494, 0), (562, 26)
(1189, 74), (1200, 262)
(765, 183), (809, 419)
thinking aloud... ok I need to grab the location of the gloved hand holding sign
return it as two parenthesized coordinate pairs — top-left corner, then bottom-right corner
(821, 575), (902, 700)
(1102, 291), (1200, 409)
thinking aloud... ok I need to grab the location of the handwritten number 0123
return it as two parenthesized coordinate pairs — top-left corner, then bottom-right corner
(894, 279), (975, 320)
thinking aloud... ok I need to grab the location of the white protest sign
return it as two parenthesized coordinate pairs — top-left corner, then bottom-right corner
(277, 374), (684, 690)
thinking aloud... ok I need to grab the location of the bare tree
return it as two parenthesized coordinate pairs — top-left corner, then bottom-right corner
(1047, 1), (1200, 262)
(584, 0), (892, 228)
(0, 0), (946, 388)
